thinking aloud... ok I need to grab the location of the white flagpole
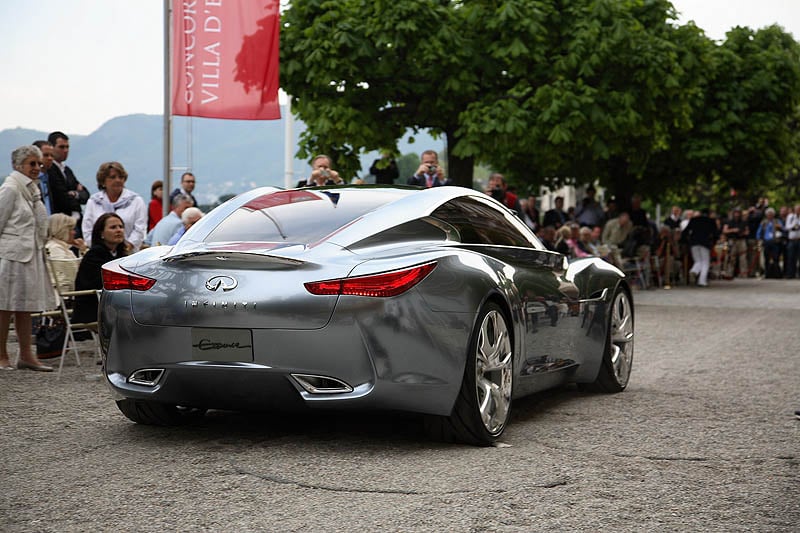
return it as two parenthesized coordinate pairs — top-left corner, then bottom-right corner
(284, 94), (294, 189)
(163, 0), (173, 217)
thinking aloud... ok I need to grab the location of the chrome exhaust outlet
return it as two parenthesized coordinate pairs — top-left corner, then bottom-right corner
(128, 368), (165, 387)
(291, 374), (354, 394)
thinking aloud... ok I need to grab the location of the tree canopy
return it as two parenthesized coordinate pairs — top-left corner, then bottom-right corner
(281, 0), (800, 205)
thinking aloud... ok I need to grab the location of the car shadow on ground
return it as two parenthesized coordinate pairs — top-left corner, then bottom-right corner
(118, 407), (434, 448)
(111, 384), (593, 448)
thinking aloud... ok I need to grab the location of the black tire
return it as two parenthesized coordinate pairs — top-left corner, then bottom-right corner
(116, 399), (205, 426)
(425, 302), (514, 446)
(581, 286), (634, 393)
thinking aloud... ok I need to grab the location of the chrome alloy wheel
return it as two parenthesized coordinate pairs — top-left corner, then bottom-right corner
(609, 290), (634, 386)
(474, 309), (513, 435)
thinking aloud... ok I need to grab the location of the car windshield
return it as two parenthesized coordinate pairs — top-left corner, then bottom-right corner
(204, 188), (408, 244)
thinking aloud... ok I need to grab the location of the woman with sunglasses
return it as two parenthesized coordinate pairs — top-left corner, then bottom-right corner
(0, 145), (58, 371)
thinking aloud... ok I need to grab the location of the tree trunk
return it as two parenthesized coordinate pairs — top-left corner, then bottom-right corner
(446, 129), (475, 189)
(607, 156), (637, 214)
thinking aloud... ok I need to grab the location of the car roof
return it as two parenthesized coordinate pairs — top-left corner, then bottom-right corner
(165, 185), (532, 261)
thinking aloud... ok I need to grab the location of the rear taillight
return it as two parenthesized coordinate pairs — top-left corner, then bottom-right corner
(102, 262), (156, 291)
(305, 262), (437, 297)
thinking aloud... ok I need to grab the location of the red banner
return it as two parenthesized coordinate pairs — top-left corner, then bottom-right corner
(172, 0), (280, 120)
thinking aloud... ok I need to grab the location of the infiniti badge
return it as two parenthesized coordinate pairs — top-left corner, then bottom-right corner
(205, 275), (238, 292)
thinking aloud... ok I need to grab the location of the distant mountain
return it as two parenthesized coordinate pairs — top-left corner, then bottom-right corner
(0, 110), (443, 205)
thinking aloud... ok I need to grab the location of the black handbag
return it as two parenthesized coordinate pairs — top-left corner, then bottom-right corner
(36, 317), (67, 359)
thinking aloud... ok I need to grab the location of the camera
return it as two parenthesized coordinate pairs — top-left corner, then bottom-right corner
(491, 187), (505, 201)
(320, 169), (331, 178)
(427, 165), (436, 173)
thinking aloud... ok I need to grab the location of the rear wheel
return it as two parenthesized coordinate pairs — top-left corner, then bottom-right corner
(116, 399), (205, 426)
(583, 286), (634, 392)
(425, 302), (514, 446)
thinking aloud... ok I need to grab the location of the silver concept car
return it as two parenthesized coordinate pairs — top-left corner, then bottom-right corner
(100, 185), (634, 445)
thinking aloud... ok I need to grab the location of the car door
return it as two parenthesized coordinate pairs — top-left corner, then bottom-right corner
(429, 196), (584, 392)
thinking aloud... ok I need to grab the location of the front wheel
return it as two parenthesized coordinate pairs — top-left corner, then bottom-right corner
(582, 286), (634, 392)
(425, 302), (514, 446)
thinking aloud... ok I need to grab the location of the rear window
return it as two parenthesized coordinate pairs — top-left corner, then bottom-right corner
(431, 196), (541, 248)
(205, 189), (406, 244)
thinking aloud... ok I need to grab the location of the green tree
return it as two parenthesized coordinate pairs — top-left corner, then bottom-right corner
(395, 152), (421, 185)
(646, 25), (800, 209)
(282, 0), (482, 184)
(697, 27), (799, 195)
(457, 0), (715, 209)
(281, 1), (799, 205)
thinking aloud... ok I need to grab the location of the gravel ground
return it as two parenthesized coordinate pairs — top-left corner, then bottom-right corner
(0, 278), (797, 532)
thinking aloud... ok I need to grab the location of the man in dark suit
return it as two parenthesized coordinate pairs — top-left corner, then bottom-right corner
(48, 131), (89, 237)
(542, 196), (568, 229)
(407, 150), (452, 187)
(169, 172), (198, 207)
(296, 155), (344, 187)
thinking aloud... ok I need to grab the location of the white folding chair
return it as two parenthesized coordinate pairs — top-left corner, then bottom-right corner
(45, 256), (102, 378)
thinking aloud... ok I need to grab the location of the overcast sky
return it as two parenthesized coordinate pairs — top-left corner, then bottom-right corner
(0, 0), (797, 135)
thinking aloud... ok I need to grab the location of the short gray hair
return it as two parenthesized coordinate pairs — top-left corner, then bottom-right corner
(181, 207), (204, 224)
(171, 193), (192, 209)
(11, 145), (42, 168)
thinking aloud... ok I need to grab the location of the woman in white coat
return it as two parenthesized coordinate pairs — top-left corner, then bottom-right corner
(0, 145), (57, 371)
(82, 161), (146, 252)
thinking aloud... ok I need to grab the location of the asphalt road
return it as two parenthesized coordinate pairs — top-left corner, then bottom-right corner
(1, 278), (797, 532)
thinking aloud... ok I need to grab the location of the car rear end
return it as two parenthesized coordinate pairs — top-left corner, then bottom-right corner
(100, 187), (473, 416)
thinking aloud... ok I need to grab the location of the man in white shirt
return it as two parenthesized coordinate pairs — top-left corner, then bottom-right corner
(785, 204), (800, 278)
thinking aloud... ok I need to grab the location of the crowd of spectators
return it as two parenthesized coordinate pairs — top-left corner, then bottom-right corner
(0, 139), (206, 372)
(515, 190), (800, 286)
(379, 149), (799, 287)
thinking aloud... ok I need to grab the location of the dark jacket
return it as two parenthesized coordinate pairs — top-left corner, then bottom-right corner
(683, 215), (719, 249)
(406, 174), (453, 187)
(295, 178), (342, 187)
(48, 164), (88, 216)
(369, 158), (399, 185)
(72, 243), (126, 324)
(542, 208), (568, 229)
(662, 216), (681, 229)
